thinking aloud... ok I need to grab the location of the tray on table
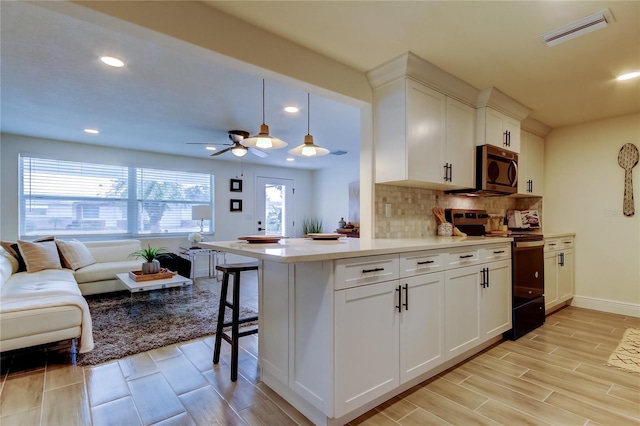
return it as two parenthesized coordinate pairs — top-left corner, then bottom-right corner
(128, 269), (177, 282)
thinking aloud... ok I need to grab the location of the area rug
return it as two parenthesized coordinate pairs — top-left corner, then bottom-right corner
(77, 282), (258, 366)
(607, 328), (640, 373)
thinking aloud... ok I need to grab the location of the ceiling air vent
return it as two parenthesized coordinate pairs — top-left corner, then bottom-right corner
(540, 8), (615, 47)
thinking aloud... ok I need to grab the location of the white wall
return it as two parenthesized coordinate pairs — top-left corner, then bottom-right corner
(544, 113), (640, 314)
(312, 163), (360, 233)
(0, 133), (314, 255)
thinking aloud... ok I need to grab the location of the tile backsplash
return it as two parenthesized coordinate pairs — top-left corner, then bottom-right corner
(375, 184), (543, 238)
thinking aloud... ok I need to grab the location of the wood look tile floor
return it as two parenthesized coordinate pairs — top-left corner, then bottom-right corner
(1, 282), (639, 426)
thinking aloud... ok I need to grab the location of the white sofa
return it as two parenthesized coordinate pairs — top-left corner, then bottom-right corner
(0, 239), (144, 353)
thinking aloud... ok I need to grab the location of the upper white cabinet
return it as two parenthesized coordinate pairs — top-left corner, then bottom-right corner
(476, 107), (521, 153)
(374, 78), (475, 190)
(517, 130), (545, 196)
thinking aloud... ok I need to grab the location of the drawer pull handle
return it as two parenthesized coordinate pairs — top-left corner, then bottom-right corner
(493, 250), (505, 254)
(417, 260), (435, 265)
(548, 243), (557, 246)
(362, 267), (384, 273)
(459, 254), (474, 259)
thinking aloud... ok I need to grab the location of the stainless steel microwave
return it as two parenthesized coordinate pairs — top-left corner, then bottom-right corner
(447, 145), (518, 196)
(476, 145), (518, 195)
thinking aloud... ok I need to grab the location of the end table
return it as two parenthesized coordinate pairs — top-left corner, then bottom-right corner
(179, 247), (226, 280)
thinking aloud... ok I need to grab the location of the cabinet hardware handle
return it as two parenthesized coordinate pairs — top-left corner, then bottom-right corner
(493, 250), (505, 254)
(459, 254), (474, 259)
(549, 243), (557, 247)
(403, 283), (409, 311)
(417, 260), (435, 265)
(449, 164), (453, 182)
(559, 252), (565, 267)
(362, 267), (384, 273)
(443, 163), (449, 182)
(396, 285), (402, 312)
(486, 267), (490, 287)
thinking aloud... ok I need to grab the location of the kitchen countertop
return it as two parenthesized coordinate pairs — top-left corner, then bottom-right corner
(543, 232), (576, 239)
(201, 236), (513, 263)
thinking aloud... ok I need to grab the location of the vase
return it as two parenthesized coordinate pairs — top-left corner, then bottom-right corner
(141, 259), (160, 274)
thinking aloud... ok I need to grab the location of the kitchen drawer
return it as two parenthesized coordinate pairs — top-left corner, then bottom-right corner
(334, 254), (399, 290)
(544, 239), (560, 252)
(400, 250), (446, 278)
(559, 238), (574, 250)
(481, 244), (511, 262)
(446, 248), (480, 268)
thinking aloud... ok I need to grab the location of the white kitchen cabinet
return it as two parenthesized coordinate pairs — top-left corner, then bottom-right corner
(335, 280), (400, 416)
(517, 130), (544, 196)
(476, 106), (520, 153)
(544, 237), (575, 313)
(374, 78), (475, 189)
(480, 259), (512, 339)
(444, 265), (481, 359)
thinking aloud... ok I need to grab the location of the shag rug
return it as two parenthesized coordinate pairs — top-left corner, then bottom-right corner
(77, 282), (258, 366)
(607, 328), (640, 373)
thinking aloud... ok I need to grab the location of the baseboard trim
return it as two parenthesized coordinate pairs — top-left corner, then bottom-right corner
(571, 296), (640, 318)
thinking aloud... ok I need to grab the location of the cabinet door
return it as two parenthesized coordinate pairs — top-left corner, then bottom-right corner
(480, 260), (512, 339)
(484, 108), (506, 148)
(558, 250), (574, 302)
(406, 79), (446, 183)
(445, 97), (475, 188)
(517, 130), (529, 194)
(399, 272), (445, 383)
(543, 252), (559, 311)
(444, 265), (481, 360)
(335, 281), (400, 417)
(526, 132), (544, 196)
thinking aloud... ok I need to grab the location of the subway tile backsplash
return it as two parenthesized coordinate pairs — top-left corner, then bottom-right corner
(374, 184), (543, 238)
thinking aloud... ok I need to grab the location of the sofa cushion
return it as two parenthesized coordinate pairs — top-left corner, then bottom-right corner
(84, 240), (142, 263)
(73, 260), (143, 284)
(0, 241), (27, 272)
(1, 269), (78, 297)
(56, 240), (96, 271)
(17, 240), (62, 273)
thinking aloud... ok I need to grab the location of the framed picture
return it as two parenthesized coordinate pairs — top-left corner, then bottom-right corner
(230, 199), (243, 212)
(230, 179), (243, 192)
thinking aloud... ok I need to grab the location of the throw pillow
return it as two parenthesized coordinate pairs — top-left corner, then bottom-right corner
(56, 239), (96, 270)
(17, 240), (62, 273)
(0, 241), (27, 272)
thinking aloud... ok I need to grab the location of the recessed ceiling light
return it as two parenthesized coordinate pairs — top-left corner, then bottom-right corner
(617, 71), (640, 81)
(286, 157), (295, 162)
(205, 146), (217, 151)
(84, 128), (99, 134)
(100, 56), (124, 68)
(284, 106), (299, 113)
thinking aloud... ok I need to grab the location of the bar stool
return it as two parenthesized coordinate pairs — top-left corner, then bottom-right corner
(212, 261), (259, 381)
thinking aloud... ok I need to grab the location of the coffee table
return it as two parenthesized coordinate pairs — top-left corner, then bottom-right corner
(116, 272), (193, 294)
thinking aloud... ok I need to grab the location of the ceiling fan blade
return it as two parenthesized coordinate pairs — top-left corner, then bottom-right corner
(210, 146), (233, 156)
(249, 147), (269, 158)
(187, 142), (233, 146)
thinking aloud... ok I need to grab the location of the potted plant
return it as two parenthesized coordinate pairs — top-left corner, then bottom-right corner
(302, 217), (323, 235)
(129, 244), (168, 274)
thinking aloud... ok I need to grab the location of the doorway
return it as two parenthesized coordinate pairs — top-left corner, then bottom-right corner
(256, 177), (294, 237)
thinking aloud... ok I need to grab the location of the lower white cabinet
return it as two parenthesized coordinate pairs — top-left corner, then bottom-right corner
(544, 237), (575, 313)
(334, 271), (445, 416)
(445, 258), (511, 360)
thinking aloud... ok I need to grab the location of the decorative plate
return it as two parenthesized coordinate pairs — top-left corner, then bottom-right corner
(238, 235), (286, 244)
(306, 233), (343, 240)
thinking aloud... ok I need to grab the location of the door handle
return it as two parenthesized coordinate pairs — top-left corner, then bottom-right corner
(257, 227), (265, 231)
(362, 267), (384, 273)
(396, 285), (402, 313)
(459, 254), (474, 259)
(403, 283), (409, 311)
(417, 260), (435, 265)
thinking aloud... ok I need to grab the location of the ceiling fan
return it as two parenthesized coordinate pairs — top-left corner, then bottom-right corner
(187, 130), (268, 158)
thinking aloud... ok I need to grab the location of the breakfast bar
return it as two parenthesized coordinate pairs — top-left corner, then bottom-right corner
(202, 236), (513, 426)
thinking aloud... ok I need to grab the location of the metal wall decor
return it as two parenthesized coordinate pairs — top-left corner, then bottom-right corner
(618, 143), (639, 216)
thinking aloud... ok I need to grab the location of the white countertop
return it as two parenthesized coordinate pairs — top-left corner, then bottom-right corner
(543, 232), (576, 239)
(201, 236), (513, 263)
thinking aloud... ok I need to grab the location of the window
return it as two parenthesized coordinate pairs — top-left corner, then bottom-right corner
(19, 156), (214, 237)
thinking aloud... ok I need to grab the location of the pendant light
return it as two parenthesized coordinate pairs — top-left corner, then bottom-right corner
(243, 79), (288, 150)
(288, 93), (330, 157)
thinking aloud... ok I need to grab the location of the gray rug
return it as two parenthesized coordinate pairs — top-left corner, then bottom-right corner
(77, 282), (258, 366)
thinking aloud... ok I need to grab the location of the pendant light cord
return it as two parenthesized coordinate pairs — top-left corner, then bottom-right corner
(262, 79), (265, 125)
(307, 93), (310, 135)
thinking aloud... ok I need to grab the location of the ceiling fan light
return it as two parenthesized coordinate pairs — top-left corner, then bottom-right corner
(231, 145), (248, 157)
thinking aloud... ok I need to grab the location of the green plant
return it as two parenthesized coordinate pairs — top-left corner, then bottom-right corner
(303, 217), (323, 234)
(129, 244), (168, 262)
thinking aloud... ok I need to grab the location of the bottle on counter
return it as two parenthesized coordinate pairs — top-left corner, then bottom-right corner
(338, 217), (347, 229)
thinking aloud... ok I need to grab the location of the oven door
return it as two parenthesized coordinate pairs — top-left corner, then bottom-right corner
(512, 240), (544, 307)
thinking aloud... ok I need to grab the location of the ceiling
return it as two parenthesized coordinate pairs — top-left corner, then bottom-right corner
(2, 1), (639, 170)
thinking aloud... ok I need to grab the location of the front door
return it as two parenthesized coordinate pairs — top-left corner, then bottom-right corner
(256, 177), (294, 237)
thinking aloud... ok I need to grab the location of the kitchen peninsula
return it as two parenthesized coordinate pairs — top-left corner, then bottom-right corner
(202, 236), (514, 426)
